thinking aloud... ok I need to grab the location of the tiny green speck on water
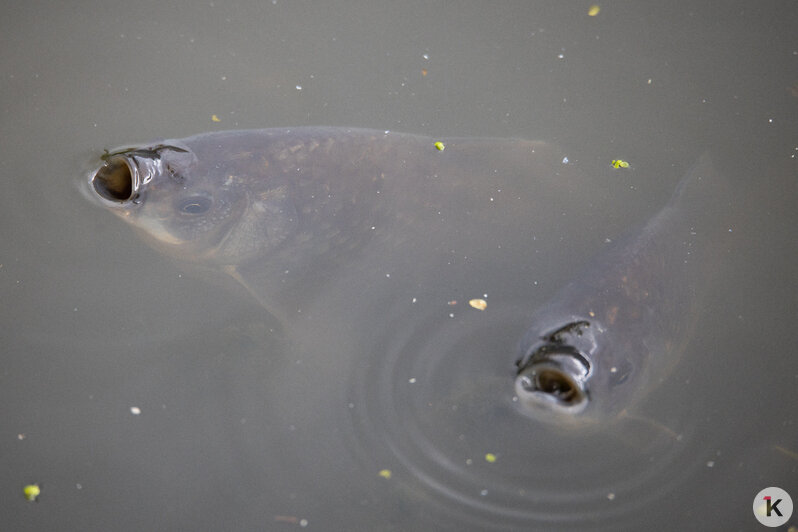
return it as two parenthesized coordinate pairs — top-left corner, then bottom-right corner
(434, 141), (445, 151)
(24, 484), (40, 502)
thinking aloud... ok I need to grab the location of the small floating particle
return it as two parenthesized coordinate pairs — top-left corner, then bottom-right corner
(211, 115), (220, 122)
(130, 406), (141, 415)
(611, 159), (630, 169)
(421, 68), (428, 77)
(607, 492), (616, 500)
(447, 300), (457, 306)
(484, 453), (497, 463)
(378, 469), (392, 479)
(469, 299), (487, 311)
(588, 5), (600, 16)
(434, 141), (445, 151)
(24, 484), (40, 502)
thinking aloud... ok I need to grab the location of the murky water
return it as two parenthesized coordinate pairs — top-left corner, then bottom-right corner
(2, 2), (796, 530)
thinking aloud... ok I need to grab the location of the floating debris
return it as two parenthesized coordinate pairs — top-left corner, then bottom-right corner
(378, 469), (392, 480)
(588, 5), (600, 16)
(484, 453), (497, 463)
(611, 159), (630, 169)
(469, 299), (487, 311)
(24, 484), (40, 502)
(211, 115), (221, 123)
(434, 141), (445, 151)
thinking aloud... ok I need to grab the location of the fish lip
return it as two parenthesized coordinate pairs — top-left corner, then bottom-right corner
(515, 348), (590, 414)
(88, 153), (143, 205)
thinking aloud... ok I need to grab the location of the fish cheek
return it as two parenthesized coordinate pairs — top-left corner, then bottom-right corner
(606, 358), (634, 388)
(215, 184), (299, 263)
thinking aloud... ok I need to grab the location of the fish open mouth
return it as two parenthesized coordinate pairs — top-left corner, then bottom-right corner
(92, 155), (136, 203)
(515, 348), (590, 414)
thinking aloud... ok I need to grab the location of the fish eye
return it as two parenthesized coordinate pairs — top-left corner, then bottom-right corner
(178, 196), (212, 215)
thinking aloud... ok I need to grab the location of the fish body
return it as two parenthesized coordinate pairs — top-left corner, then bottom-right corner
(89, 127), (604, 322)
(515, 154), (730, 421)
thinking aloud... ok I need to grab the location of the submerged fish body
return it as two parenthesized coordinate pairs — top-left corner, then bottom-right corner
(89, 128), (611, 321)
(515, 154), (731, 422)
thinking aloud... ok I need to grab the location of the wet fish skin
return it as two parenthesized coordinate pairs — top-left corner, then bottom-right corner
(89, 127), (604, 321)
(515, 154), (731, 422)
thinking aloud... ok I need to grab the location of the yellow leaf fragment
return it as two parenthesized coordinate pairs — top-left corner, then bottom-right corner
(24, 484), (40, 502)
(611, 159), (630, 169)
(211, 114), (221, 122)
(378, 469), (392, 479)
(469, 299), (487, 311)
(485, 453), (497, 463)
(434, 141), (445, 151)
(588, 5), (600, 16)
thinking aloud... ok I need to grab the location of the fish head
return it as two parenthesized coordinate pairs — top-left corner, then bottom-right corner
(89, 140), (298, 267)
(515, 318), (636, 423)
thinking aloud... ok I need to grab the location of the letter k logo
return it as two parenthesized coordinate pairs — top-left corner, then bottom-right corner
(764, 496), (783, 517)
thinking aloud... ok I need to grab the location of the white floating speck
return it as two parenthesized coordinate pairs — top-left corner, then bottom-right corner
(130, 406), (141, 415)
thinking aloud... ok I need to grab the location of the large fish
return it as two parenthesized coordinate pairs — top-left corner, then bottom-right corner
(88, 127), (617, 326)
(515, 153), (731, 422)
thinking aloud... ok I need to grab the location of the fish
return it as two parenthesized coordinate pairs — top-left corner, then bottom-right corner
(87, 127), (618, 326)
(514, 153), (731, 422)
